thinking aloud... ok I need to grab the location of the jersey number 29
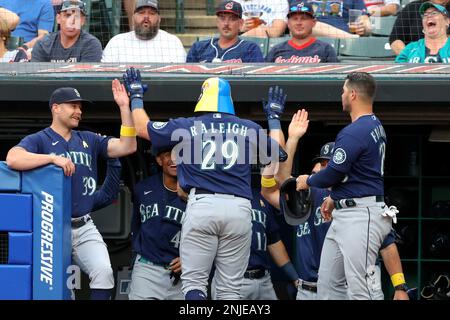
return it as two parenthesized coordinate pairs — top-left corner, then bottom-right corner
(201, 139), (239, 170)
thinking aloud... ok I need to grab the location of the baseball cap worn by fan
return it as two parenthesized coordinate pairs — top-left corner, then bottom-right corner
(135, 0), (159, 12)
(49, 87), (92, 109)
(288, 1), (315, 18)
(59, 0), (87, 15)
(419, 1), (449, 16)
(312, 142), (335, 164)
(216, 1), (243, 18)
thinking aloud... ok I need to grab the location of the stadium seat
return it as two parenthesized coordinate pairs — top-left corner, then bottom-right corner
(267, 35), (291, 53)
(316, 37), (340, 52)
(6, 36), (24, 51)
(338, 37), (395, 62)
(371, 15), (397, 37)
(240, 36), (270, 57)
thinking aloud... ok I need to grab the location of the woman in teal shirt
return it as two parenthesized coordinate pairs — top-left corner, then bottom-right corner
(396, 2), (450, 63)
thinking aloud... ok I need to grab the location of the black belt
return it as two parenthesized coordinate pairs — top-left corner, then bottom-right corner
(194, 188), (215, 195)
(71, 216), (91, 229)
(244, 269), (266, 280)
(334, 195), (384, 210)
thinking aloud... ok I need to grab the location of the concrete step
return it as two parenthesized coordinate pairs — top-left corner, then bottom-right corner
(159, 9), (207, 16)
(162, 15), (216, 28)
(159, 0), (209, 10)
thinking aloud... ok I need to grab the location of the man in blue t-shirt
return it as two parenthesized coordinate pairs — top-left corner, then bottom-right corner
(0, 0), (54, 50)
(266, 1), (338, 63)
(123, 67), (286, 300)
(32, 0), (102, 62)
(187, 0), (264, 63)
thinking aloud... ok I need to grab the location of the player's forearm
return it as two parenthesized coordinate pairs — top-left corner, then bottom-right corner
(306, 166), (346, 189)
(380, 243), (404, 277)
(6, 147), (54, 170)
(268, 240), (291, 267)
(25, 30), (48, 49)
(276, 136), (298, 185)
(132, 108), (150, 140)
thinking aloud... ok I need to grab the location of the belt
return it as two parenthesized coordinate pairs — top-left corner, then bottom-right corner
(194, 188), (215, 195)
(334, 195), (384, 210)
(244, 269), (266, 280)
(138, 256), (171, 270)
(298, 279), (317, 293)
(71, 215), (91, 229)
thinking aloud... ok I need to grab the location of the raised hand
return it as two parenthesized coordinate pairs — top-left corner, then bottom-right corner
(122, 67), (148, 102)
(288, 109), (309, 140)
(112, 78), (129, 109)
(263, 86), (287, 120)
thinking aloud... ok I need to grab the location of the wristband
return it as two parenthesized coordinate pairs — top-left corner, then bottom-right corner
(268, 118), (281, 130)
(131, 98), (144, 111)
(261, 176), (277, 188)
(120, 125), (136, 137)
(280, 262), (299, 282)
(391, 273), (406, 287)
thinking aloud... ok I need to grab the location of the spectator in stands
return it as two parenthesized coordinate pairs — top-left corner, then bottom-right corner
(396, 1), (450, 62)
(389, 0), (450, 55)
(266, 2), (338, 63)
(0, 0), (54, 51)
(32, 0), (102, 62)
(187, 1), (264, 63)
(235, 0), (289, 38)
(0, 8), (28, 62)
(102, 0), (186, 63)
(364, 0), (400, 16)
(304, 0), (373, 37)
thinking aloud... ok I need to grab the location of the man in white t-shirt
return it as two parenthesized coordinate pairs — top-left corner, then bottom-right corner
(102, 0), (186, 63)
(235, 0), (289, 37)
(364, 0), (400, 16)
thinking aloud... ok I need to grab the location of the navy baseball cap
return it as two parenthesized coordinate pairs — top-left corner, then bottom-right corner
(312, 142), (335, 163)
(216, 1), (243, 18)
(419, 1), (448, 17)
(135, 0), (159, 13)
(59, 0), (87, 15)
(288, 1), (315, 18)
(49, 87), (91, 108)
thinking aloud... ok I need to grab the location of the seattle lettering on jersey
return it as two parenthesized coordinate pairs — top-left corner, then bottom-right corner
(51, 151), (93, 171)
(297, 207), (325, 238)
(275, 55), (321, 63)
(140, 202), (185, 225)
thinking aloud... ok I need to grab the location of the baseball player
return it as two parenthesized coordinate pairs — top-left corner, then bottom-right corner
(129, 146), (186, 300)
(263, 109), (410, 300)
(266, 2), (338, 63)
(6, 81), (137, 300)
(210, 187), (298, 300)
(296, 72), (394, 300)
(123, 67), (287, 300)
(186, 1), (264, 63)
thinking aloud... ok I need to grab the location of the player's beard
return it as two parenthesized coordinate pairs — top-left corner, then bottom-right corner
(134, 21), (160, 40)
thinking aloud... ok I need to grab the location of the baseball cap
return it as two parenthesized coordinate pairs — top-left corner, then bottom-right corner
(59, 0), (87, 15)
(288, 1), (315, 18)
(49, 87), (91, 108)
(312, 142), (335, 164)
(216, 1), (243, 19)
(419, 1), (449, 17)
(135, 0), (159, 13)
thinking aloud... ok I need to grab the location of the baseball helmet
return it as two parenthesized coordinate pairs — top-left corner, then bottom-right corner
(194, 77), (235, 115)
(312, 142), (335, 163)
(279, 177), (311, 226)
